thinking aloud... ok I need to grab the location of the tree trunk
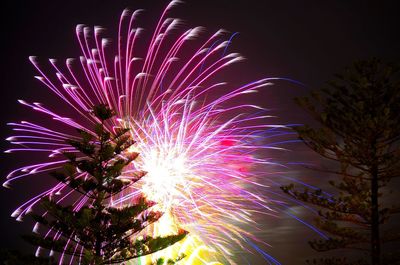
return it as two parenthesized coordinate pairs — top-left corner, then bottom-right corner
(94, 193), (104, 263)
(95, 236), (102, 258)
(371, 142), (380, 265)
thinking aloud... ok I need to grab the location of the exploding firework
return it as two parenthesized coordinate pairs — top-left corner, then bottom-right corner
(5, 1), (291, 264)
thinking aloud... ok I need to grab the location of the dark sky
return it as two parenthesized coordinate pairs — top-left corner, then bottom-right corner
(1, 0), (399, 264)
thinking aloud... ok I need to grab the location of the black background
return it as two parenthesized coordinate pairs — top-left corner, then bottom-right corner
(1, 0), (399, 264)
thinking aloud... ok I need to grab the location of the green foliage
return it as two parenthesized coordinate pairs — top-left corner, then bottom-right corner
(170, 254), (187, 264)
(281, 59), (400, 265)
(24, 105), (187, 264)
(152, 253), (187, 265)
(91, 104), (114, 121)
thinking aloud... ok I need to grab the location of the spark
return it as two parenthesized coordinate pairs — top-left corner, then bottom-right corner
(5, 1), (292, 264)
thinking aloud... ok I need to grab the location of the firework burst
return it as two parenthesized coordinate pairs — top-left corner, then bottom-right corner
(5, 1), (289, 264)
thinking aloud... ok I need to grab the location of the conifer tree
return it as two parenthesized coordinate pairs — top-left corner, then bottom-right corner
(281, 59), (400, 265)
(23, 104), (187, 264)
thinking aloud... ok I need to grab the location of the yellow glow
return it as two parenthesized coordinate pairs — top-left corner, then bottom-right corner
(127, 212), (224, 264)
(126, 144), (225, 264)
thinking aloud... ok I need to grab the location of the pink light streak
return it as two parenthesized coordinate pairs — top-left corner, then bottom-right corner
(4, 1), (290, 264)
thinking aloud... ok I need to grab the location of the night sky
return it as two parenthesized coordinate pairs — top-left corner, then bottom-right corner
(1, 0), (399, 264)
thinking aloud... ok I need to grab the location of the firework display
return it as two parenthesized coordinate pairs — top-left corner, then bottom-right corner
(5, 1), (290, 264)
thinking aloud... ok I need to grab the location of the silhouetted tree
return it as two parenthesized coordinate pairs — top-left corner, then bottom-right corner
(23, 105), (187, 264)
(282, 59), (400, 265)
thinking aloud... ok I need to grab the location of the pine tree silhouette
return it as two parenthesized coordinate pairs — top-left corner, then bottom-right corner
(23, 104), (187, 264)
(282, 59), (400, 265)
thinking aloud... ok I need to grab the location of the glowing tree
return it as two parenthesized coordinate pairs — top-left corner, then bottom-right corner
(23, 104), (187, 264)
(282, 59), (400, 265)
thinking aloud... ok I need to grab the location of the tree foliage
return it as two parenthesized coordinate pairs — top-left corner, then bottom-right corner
(282, 59), (400, 265)
(23, 105), (187, 264)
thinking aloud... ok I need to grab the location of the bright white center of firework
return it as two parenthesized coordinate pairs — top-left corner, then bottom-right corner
(131, 145), (189, 210)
